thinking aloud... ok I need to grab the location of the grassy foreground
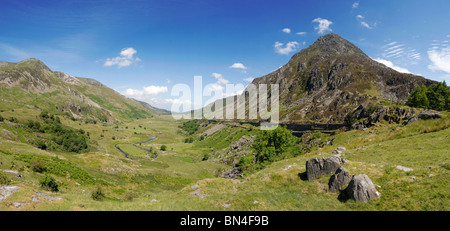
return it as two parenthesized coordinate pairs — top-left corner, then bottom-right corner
(0, 110), (449, 211)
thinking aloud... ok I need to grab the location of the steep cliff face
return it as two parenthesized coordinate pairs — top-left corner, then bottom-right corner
(243, 33), (436, 123)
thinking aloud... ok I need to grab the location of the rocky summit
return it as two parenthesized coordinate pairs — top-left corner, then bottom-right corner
(222, 33), (436, 124)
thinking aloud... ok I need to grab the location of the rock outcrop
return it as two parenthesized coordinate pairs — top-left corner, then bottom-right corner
(346, 174), (380, 202)
(305, 156), (347, 181)
(350, 105), (443, 130)
(328, 166), (351, 193)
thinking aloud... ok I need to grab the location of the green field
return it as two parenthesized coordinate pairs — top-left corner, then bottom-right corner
(1, 106), (449, 211)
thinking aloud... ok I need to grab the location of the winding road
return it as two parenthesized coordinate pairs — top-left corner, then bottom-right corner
(114, 134), (158, 159)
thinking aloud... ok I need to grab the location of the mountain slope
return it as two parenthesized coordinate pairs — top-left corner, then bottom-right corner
(0, 58), (164, 122)
(209, 33), (436, 123)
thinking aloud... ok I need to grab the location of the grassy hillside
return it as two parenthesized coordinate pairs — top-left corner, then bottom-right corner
(1, 108), (448, 210)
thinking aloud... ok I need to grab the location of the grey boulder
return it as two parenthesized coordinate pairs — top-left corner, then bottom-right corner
(328, 166), (351, 193)
(346, 174), (380, 202)
(306, 156), (347, 181)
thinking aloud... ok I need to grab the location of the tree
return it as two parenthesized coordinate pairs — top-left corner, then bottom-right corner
(252, 126), (296, 164)
(160, 145), (167, 151)
(407, 82), (450, 111)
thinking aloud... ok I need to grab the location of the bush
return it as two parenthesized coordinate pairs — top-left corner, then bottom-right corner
(34, 140), (47, 150)
(31, 159), (47, 173)
(202, 153), (210, 161)
(0, 115), (4, 122)
(91, 186), (105, 201)
(344, 113), (356, 128)
(0, 172), (10, 185)
(160, 145), (167, 151)
(179, 120), (201, 135)
(39, 175), (59, 192)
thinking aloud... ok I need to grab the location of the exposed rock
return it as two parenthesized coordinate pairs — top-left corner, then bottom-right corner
(406, 111), (443, 125)
(332, 147), (346, 154)
(12, 201), (29, 209)
(328, 167), (351, 193)
(0, 185), (20, 201)
(192, 189), (206, 199)
(306, 156), (347, 181)
(34, 191), (61, 201)
(351, 106), (443, 130)
(2, 170), (21, 177)
(346, 174), (380, 202)
(396, 165), (413, 172)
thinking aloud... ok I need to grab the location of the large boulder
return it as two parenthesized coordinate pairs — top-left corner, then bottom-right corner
(306, 156), (347, 181)
(328, 166), (351, 193)
(346, 174), (380, 202)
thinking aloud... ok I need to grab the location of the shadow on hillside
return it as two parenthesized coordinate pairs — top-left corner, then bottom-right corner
(337, 189), (349, 202)
(297, 172), (308, 181)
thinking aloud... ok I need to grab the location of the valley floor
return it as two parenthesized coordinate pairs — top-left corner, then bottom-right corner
(0, 113), (449, 211)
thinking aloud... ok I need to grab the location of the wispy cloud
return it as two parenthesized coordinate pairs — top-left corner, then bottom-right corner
(381, 41), (421, 65)
(427, 39), (450, 73)
(312, 18), (333, 34)
(104, 47), (141, 68)
(356, 14), (374, 29)
(212, 72), (229, 85)
(352, 2), (359, 9)
(274, 41), (300, 55)
(373, 58), (411, 74)
(296, 32), (307, 35)
(243, 77), (254, 82)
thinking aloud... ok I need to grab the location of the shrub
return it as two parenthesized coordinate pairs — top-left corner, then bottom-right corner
(344, 113), (356, 128)
(0, 115), (4, 122)
(31, 159), (47, 173)
(39, 175), (59, 192)
(160, 145), (167, 151)
(34, 140), (47, 150)
(91, 186), (105, 201)
(0, 172), (10, 185)
(202, 153), (210, 161)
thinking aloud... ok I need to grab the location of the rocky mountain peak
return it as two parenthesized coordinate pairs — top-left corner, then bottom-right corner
(309, 33), (366, 57)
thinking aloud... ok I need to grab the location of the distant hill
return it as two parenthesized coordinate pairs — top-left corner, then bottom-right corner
(205, 33), (436, 123)
(0, 58), (165, 122)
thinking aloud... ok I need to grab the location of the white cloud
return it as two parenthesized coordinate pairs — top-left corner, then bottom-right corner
(312, 18), (333, 34)
(361, 21), (372, 29)
(122, 85), (168, 99)
(212, 72), (229, 85)
(244, 77), (254, 82)
(373, 58), (411, 74)
(352, 2), (359, 9)
(428, 43), (450, 73)
(229, 63), (247, 70)
(274, 41), (300, 55)
(296, 32), (307, 35)
(282, 28), (291, 34)
(356, 15), (373, 29)
(120, 48), (137, 59)
(104, 47), (141, 68)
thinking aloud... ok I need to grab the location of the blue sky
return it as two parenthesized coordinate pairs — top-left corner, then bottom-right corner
(1, 0), (450, 110)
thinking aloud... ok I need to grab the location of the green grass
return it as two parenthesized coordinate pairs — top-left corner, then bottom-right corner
(1, 101), (449, 211)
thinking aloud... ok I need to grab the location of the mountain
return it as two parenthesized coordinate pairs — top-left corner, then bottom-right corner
(207, 33), (436, 123)
(0, 58), (164, 122)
